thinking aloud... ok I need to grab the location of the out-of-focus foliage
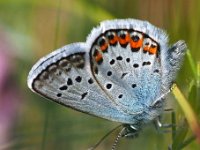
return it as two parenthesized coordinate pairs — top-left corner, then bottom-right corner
(0, 0), (199, 149)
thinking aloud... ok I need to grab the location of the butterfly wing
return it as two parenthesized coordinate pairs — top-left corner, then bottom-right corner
(28, 42), (136, 124)
(161, 40), (187, 91)
(88, 19), (170, 119)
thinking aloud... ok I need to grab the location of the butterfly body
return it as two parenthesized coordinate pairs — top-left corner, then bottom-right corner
(28, 19), (186, 128)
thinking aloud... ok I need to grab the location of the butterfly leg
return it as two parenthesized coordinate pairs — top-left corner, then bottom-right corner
(164, 108), (174, 112)
(154, 111), (177, 135)
(121, 124), (139, 138)
(154, 116), (172, 129)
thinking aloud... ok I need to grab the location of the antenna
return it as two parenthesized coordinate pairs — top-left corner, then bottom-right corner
(88, 124), (122, 150)
(111, 127), (126, 150)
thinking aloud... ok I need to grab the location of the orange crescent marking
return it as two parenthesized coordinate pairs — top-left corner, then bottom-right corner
(149, 47), (157, 54)
(95, 52), (103, 63)
(143, 46), (149, 52)
(109, 35), (118, 44)
(130, 38), (143, 48)
(119, 33), (130, 45)
(100, 43), (108, 52)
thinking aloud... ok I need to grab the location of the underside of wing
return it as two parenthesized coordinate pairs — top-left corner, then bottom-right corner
(87, 19), (167, 117)
(28, 42), (138, 124)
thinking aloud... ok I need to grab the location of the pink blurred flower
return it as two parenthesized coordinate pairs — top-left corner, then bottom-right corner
(0, 28), (20, 147)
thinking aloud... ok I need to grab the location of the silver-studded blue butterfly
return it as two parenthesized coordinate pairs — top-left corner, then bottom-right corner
(27, 19), (187, 143)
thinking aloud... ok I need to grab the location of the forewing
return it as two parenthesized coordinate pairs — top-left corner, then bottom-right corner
(28, 43), (135, 124)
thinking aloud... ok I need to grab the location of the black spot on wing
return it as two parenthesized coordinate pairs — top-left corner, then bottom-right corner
(107, 71), (112, 76)
(132, 84), (136, 88)
(81, 92), (88, 100)
(121, 73), (128, 79)
(110, 59), (115, 65)
(75, 76), (82, 82)
(154, 69), (159, 73)
(57, 93), (62, 97)
(118, 94), (123, 99)
(142, 61), (151, 66)
(126, 58), (130, 63)
(106, 83), (112, 89)
(133, 63), (139, 68)
(67, 78), (73, 85)
(116, 56), (123, 60)
(59, 85), (68, 90)
(88, 78), (94, 84)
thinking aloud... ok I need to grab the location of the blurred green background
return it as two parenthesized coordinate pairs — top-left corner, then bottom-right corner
(0, 0), (200, 149)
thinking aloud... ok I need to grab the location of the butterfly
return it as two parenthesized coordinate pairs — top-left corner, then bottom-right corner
(27, 19), (187, 143)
